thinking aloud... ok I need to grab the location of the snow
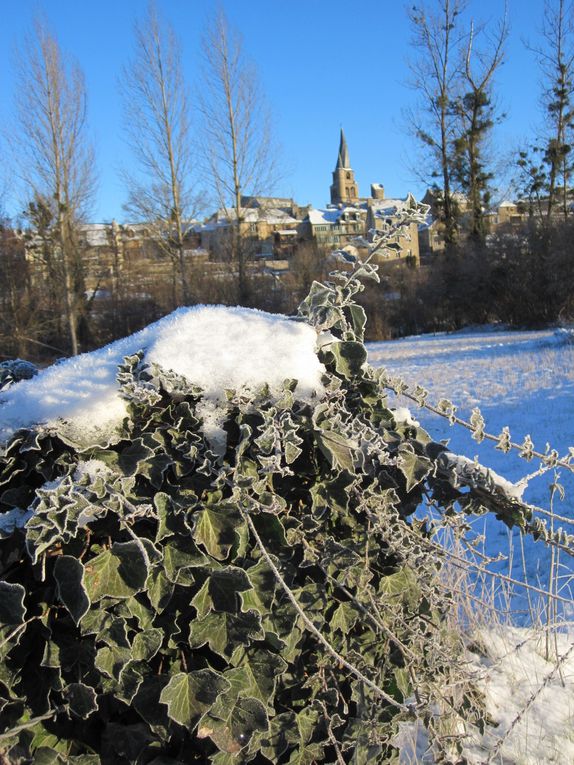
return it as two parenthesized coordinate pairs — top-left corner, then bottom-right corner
(437, 450), (527, 501)
(308, 207), (344, 225)
(395, 627), (574, 764)
(465, 627), (574, 764)
(368, 327), (574, 616)
(0, 305), (325, 448)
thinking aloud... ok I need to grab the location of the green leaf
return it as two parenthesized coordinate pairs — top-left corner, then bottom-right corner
(331, 341), (367, 378)
(378, 567), (420, 610)
(192, 506), (242, 560)
(241, 558), (277, 614)
(117, 661), (145, 704)
(63, 682), (98, 719)
(54, 556), (90, 625)
(159, 670), (230, 728)
(225, 647), (287, 710)
(315, 429), (356, 472)
(95, 645), (132, 680)
(80, 610), (130, 647)
(397, 447), (433, 491)
(84, 540), (148, 602)
(131, 628), (163, 661)
(0, 581), (26, 625)
(146, 567), (174, 613)
(347, 303), (367, 339)
(208, 567), (252, 613)
(118, 438), (156, 475)
(189, 610), (264, 659)
(162, 537), (208, 583)
(198, 695), (268, 753)
(330, 601), (358, 634)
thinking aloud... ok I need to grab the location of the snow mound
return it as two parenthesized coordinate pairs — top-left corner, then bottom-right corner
(0, 305), (326, 448)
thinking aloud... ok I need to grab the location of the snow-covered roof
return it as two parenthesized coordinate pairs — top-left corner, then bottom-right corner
(209, 207), (299, 226)
(308, 208), (342, 225)
(370, 197), (414, 218)
(0, 306), (326, 449)
(498, 200), (517, 208)
(78, 224), (110, 247)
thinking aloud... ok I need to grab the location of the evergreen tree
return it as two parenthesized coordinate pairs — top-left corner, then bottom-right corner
(453, 18), (507, 240)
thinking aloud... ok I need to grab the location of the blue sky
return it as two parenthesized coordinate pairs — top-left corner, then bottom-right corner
(0, 0), (548, 222)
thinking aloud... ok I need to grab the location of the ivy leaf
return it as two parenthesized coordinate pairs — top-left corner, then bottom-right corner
(189, 610), (264, 659)
(225, 647), (287, 711)
(315, 429), (356, 472)
(192, 506), (242, 560)
(85, 541), (148, 602)
(95, 645), (132, 680)
(118, 438), (156, 475)
(54, 556), (90, 626)
(131, 628), (163, 661)
(146, 568), (175, 613)
(63, 682), (98, 719)
(242, 558), (277, 614)
(397, 447), (433, 491)
(0, 581), (26, 625)
(209, 567), (253, 613)
(331, 341), (367, 378)
(330, 602), (358, 634)
(159, 670), (230, 728)
(80, 610), (130, 647)
(198, 695), (268, 753)
(162, 537), (208, 583)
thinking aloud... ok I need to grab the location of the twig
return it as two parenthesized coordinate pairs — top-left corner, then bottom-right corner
(242, 510), (411, 713)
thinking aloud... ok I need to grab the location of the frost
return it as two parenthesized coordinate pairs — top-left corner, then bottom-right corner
(438, 451), (526, 500)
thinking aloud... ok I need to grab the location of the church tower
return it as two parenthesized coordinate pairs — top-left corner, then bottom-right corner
(330, 129), (359, 206)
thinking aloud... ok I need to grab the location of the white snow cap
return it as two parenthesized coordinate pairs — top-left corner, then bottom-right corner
(0, 305), (326, 447)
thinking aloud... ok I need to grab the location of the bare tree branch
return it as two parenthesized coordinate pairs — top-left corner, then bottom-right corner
(199, 9), (280, 302)
(13, 18), (96, 355)
(120, 2), (200, 306)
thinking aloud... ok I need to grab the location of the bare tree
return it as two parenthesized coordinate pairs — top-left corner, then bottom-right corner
(200, 9), (278, 302)
(14, 20), (95, 356)
(407, 0), (467, 246)
(121, 3), (198, 306)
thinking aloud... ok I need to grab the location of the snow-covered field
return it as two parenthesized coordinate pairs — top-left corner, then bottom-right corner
(369, 328), (574, 764)
(368, 327), (574, 615)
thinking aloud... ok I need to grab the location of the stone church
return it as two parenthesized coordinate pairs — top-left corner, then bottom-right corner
(308, 129), (420, 264)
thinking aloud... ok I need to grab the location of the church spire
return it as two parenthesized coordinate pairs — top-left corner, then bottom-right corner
(330, 128), (359, 205)
(336, 128), (351, 169)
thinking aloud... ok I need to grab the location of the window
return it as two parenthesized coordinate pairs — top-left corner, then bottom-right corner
(346, 172), (351, 179)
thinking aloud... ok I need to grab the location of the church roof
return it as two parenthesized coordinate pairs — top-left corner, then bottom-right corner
(335, 128), (351, 169)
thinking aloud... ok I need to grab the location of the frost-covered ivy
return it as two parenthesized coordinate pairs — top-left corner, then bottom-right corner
(0, 198), (568, 764)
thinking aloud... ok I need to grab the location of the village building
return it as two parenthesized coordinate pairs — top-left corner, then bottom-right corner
(306, 129), (421, 265)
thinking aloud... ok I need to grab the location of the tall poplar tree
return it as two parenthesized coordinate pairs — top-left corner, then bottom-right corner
(15, 20), (95, 355)
(121, 3), (197, 306)
(199, 9), (278, 302)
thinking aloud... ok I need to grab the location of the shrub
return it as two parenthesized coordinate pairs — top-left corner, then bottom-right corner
(0, 205), (556, 764)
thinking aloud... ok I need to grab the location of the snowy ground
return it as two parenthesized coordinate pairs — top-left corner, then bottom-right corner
(368, 328), (574, 620)
(369, 328), (574, 764)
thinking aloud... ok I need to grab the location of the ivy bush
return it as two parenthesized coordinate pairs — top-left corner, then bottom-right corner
(0, 205), (556, 764)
